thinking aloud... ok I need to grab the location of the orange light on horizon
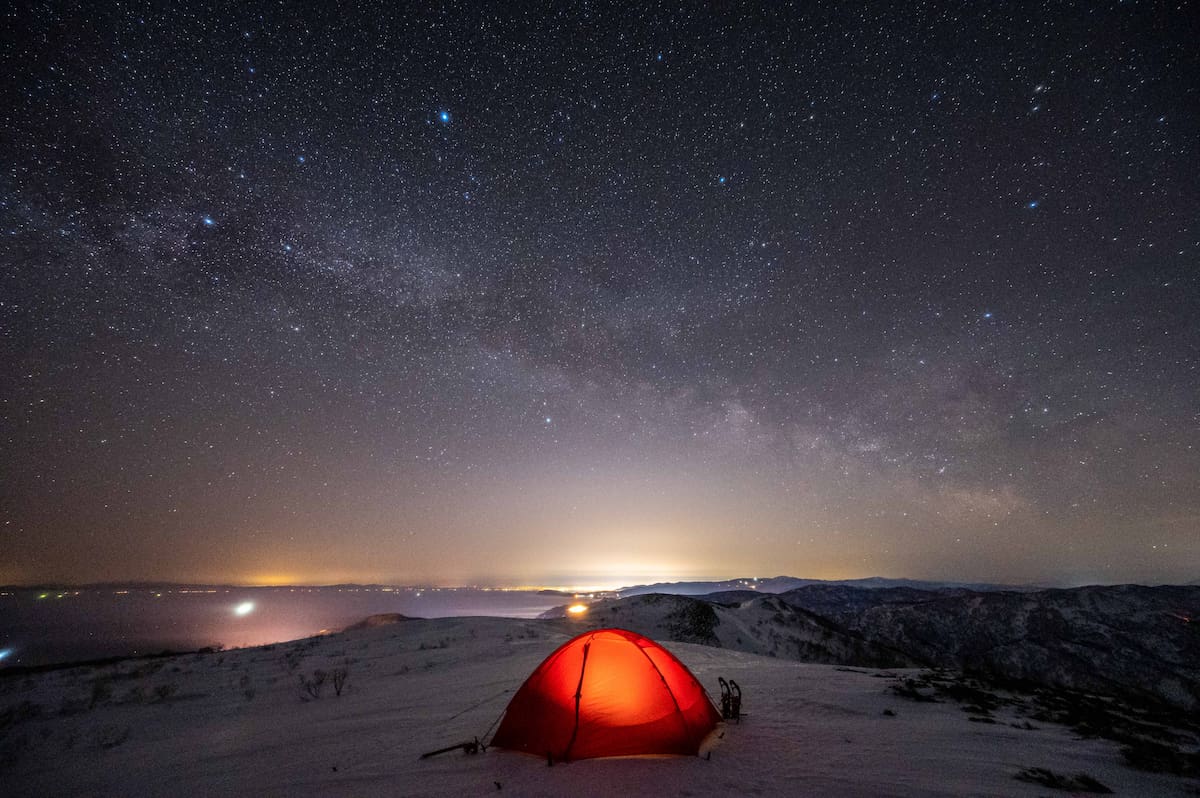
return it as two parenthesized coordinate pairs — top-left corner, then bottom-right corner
(239, 572), (305, 587)
(567, 604), (588, 615)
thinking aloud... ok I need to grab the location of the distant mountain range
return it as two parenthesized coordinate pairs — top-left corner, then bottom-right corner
(614, 575), (1040, 596)
(549, 581), (1200, 712)
(5, 575), (1192, 592)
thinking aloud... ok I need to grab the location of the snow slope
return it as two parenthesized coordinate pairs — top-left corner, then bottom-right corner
(2, 614), (1194, 797)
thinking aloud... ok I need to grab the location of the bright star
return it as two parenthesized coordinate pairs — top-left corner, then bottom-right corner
(297, 155), (306, 163)
(202, 216), (215, 227)
(718, 176), (726, 185)
(0, 648), (11, 661)
(1027, 200), (1039, 209)
(438, 110), (451, 124)
(983, 312), (993, 319)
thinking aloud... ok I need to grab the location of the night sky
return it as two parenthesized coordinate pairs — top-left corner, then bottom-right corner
(2, 2), (1197, 589)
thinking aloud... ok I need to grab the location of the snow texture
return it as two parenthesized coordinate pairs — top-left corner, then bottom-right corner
(2, 613), (1194, 796)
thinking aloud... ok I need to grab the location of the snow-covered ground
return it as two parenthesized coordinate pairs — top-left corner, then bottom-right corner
(1, 615), (1193, 796)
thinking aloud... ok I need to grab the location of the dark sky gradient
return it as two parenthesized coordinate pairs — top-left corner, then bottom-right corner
(2, 2), (1197, 588)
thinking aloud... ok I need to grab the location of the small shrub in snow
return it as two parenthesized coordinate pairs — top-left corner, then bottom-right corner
(283, 650), (304, 672)
(299, 669), (328, 700)
(331, 667), (349, 696)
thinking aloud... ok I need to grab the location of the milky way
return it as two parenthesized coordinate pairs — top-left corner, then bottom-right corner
(2, 2), (1197, 587)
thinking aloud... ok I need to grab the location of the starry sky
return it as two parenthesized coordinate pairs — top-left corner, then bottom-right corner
(2, 2), (1197, 589)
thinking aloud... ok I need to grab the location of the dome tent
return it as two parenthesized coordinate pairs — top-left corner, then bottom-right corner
(490, 628), (722, 761)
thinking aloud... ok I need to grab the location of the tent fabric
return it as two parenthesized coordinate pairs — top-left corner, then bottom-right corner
(490, 628), (722, 761)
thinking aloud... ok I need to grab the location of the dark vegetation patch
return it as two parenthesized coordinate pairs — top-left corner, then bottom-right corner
(665, 600), (720, 645)
(1119, 739), (1200, 777)
(892, 669), (1200, 777)
(1029, 686), (1195, 747)
(890, 676), (939, 703)
(1013, 767), (1112, 793)
(889, 671), (1010, 709)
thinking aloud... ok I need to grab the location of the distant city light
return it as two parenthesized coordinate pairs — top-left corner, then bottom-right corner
(567, 604), (588, 615)
(234, 601), (255, 616)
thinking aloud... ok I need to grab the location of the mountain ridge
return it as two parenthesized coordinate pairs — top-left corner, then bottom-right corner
(545, 582), (1200, 712)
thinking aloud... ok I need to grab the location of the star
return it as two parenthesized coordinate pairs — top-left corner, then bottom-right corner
(438, 110), (451, 124)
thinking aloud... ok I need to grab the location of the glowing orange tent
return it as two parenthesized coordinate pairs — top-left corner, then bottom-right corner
(490, 628), (722, 761)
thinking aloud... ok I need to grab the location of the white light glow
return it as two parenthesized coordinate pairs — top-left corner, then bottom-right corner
(234, 601), (255, 616)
